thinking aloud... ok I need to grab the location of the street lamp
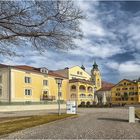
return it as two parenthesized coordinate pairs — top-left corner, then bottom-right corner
(94, 87), (97, 104)
(55, 78), (63, 116)
(94, 87), (97, 99)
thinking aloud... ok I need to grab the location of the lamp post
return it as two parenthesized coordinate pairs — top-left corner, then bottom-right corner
(94, 87), (97, 105)
(55, 78), (63, 116)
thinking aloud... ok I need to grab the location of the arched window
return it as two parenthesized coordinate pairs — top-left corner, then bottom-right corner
(71, 93), (76, 98)
(71, 85), (76, 90)
(79, 85), (86, 91)
(88, 86), (93, 92)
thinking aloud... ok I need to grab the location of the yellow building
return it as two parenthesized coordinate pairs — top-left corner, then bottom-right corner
(91, 62), (102, 90)
(111, 79), (140, 105)
(54, 65), (91, 80)
(0, 62), (102, 105)
(55, 64), (102, 105)
(0, 64), (68, 103)
(69, 79), (94, 105)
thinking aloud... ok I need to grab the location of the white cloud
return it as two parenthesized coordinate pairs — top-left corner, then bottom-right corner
(72, 38), (124, 59)
(81, 20), (106, 37)
(1, 1), (140, 83)
(106, 60), (140, 80)
(119, 61), (140, 74)
(106, 61), (119, 70)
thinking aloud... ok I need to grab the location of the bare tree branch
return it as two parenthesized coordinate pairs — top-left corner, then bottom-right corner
(0, 0), (84, 56)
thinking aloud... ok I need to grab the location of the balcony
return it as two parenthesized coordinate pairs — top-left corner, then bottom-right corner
(70, 93), (77, 99)
(70, 85), (77, 92)
(87, 94), (93, 98)
(70, 89), (77, 92)
(87, 87), (93, 93)
(41, 95), (56, 101)
(79, 85), (86, 92)
(79, 94), (86, 98)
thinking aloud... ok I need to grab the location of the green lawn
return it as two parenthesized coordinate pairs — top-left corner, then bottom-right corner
(135, 109), (140, 119)
(0, 114), (77, 136)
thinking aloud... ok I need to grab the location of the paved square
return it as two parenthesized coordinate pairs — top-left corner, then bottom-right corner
(3, 108), (140, 139)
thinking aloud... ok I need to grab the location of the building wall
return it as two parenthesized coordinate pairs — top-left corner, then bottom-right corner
(137, 82), (140, 102)
(111, 79), (139, 105)
(0, 68), (10, 102)
(95, 90), (111, 104)
(68, 66), (91, 80)
(54, 69), (68, 78)
(91, 69), (102, 90)
(0, 66), (76, 103)
(69, 82), (94, 105)
(48, 76), (69, 101)
(11, 68), (49, 102)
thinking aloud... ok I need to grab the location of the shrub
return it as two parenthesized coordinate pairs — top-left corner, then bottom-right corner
(86, 101), (91, 107)
(80, 101), (86, 107)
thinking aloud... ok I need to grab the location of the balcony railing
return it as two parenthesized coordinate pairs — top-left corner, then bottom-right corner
(79, 89), (86, 92)
(41, 95), (56, 101)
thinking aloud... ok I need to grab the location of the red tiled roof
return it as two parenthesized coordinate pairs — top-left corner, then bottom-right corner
(96, 81), (115, 92)
(48, 71), (67, 79)
(0, 63), (66, 79)
(102, 81), (115, 87)
(14, 65), (41, 73)
(97, 86), (113, 91)
(0, 64), (10, 67)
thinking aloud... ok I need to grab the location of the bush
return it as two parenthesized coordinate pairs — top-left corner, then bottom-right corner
(79, 101), (86, 107)
(86, 101), (91, 107)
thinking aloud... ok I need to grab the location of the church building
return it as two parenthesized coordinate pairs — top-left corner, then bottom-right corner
(55, 62), (102, 105)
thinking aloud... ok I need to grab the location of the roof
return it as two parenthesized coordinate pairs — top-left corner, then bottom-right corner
(14, 65), (41, 73)
(48, 71), (67, 78)
(111, 79), (137, 88)
(69, 79), (93, 85)
(0, 64), (10, 67)
(97, 86), (113, 92)
(0, 63), (67, 79)
(102, 81), (115, 88)
(53, 68), (69, 78)
(96, 81), (115, 92)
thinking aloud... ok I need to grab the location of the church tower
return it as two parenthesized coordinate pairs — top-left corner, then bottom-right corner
(81, 64), (85, 71)
(91, 61), (102, 90)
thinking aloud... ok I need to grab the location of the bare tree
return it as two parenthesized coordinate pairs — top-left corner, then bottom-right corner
(0, 0), (84, 56)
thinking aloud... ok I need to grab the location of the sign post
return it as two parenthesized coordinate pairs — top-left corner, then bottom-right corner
(66, 101), (77, 114)
(129, 107), (135, 123)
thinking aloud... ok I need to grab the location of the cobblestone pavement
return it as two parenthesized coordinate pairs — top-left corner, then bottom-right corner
(3, 108), (140, 139)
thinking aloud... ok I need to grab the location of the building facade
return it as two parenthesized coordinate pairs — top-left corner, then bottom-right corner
(69, 79), (94, 105)
(0, 64), (68, 103)
(95, 81), (114, 105)
(55, 64), (102, 105)
(0, 62), (102, 105)
(111, 79), (140, 105)
(91, 62), (102, 90)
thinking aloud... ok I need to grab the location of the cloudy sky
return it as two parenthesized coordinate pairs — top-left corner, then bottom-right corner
(1, 1), (140, 83)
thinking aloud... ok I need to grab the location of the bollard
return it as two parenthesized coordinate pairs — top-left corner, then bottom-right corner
(129, 107), (135, 123)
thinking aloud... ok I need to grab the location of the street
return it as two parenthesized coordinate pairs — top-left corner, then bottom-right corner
(2, 108), (140, 139)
